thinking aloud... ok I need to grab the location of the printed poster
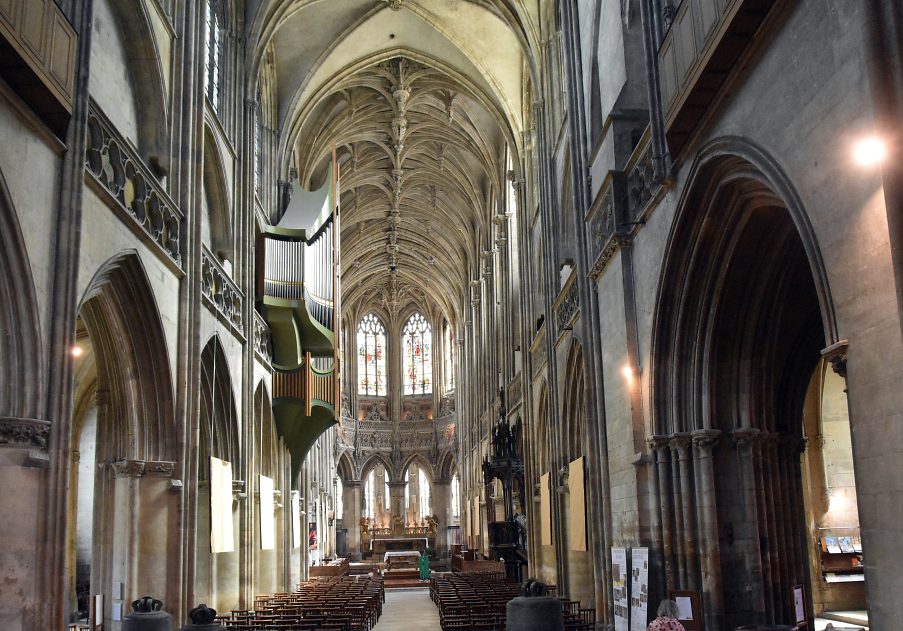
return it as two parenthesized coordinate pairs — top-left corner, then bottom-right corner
(308, 522), (318, 550)
(630, 547), (649, 631)
(612, 547), (629, 631)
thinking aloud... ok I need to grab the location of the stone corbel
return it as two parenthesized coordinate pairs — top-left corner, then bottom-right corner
(821, 340), (849, 378)
(233, 479), (247, 501)
(556, 465), (569, 494)
(730, 427), (760, 449)
(111, 459), (146, 478)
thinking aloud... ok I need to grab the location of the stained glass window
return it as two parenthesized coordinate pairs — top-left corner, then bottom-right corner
(204, 0), (225, 111)
(444, 320), (455, 392)
(357, 313), (386, 396)
(403, 312), (432, 395)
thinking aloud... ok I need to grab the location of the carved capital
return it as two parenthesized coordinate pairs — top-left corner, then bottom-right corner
(669, 432), (692, 458)
(646, 434), (671, 454)
(691, 429), (721, 455)
(0, 417), (51, 449)
(821, 340), (849, 378)
(730, 427), (761, 448)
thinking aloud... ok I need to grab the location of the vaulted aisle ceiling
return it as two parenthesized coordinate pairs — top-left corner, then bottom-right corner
(250, 0), (538, 320)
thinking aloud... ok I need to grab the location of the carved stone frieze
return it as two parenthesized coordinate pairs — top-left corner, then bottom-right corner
(201, 247), (244, 332)
(253, 312), (272, 365)
(111, 459), (147, 478)
(437, 393), (456, 418)
(145, 461), (176, 477)
(628, 140), (658, 221)
(0, 417), (51, 449)
(402, 399), (430, 422)
(555, 279), (579, 332)
(85, 105), (183, 269)
(439, 422), (457, 448)
(507, 377), (523, 407)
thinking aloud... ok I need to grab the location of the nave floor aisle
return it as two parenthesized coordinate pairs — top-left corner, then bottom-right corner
(371, 588), (441, 631)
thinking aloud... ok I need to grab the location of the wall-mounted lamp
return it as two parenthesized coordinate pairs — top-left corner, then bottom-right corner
(853, 136), (888, 167)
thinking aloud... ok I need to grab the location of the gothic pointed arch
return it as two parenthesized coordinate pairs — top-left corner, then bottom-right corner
(202, 126), (234, 262)
(649, 138), (839, 629)
(92, 0), (169, 163)
(358, 452), (395, 483)
(562, 341), (585, 461)
(0, 167), (42, 425)
(199, 335), (240, 473)
(400, 452), (434, 483)
(336, 450), (355, 482)
(77, 251), (176, 461)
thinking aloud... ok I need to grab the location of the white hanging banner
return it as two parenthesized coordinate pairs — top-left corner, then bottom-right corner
(630, 547), (650, 631)
(612, 547), (629, 631)
(291, 491), (302, 549)
(259, 474), (275, 550)
(210, 457), (235, 553)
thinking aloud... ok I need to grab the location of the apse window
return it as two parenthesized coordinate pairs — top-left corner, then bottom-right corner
(403, 312), (432, 395)
(357, 313), (387, 396)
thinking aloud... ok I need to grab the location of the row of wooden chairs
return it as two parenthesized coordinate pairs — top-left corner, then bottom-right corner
(215, 575), (385, 631)
(431, 572), (519, 631)
(430, 572), (594, 631)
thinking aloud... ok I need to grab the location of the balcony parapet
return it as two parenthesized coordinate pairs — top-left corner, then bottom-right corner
(201, 246), (243, 337)
(85, 102), (183, 273)
(253, 311), (272, 367)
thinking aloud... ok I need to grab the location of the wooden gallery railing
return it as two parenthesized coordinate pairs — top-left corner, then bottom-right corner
(272, 354), (337, 415)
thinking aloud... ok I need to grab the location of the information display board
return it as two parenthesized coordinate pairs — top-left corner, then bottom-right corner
(630, 547), (649, 631)
(612, 547), (629, 631)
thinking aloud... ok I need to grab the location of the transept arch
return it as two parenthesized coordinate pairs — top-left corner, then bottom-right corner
(77, 251), (176, 461)
(66, 251), (177, 625)
(649, 138), (842, 629)
(196, 335), (241, 612)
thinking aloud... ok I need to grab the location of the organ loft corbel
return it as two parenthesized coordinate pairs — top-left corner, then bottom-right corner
(820, 339), (849, 379)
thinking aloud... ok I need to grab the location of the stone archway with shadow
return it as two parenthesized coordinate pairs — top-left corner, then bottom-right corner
(648, 138), (850, 630)
(66, 251), (178, 627)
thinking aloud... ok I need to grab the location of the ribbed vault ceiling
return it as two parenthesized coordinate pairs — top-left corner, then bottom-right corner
(252, 0), (536, 323)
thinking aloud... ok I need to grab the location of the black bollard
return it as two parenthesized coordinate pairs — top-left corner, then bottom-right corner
(506, 579), (564, 631)
(121, 596), (172, 631)
(178, 604), (226, 631)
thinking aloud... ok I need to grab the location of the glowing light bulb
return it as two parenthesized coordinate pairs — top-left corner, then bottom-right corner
(71, 345), (83, 358)
(853, 137), (887, 166)
(622, 365), (633, 381)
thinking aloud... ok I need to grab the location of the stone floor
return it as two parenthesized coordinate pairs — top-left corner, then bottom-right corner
(372, 587), (441, 631)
